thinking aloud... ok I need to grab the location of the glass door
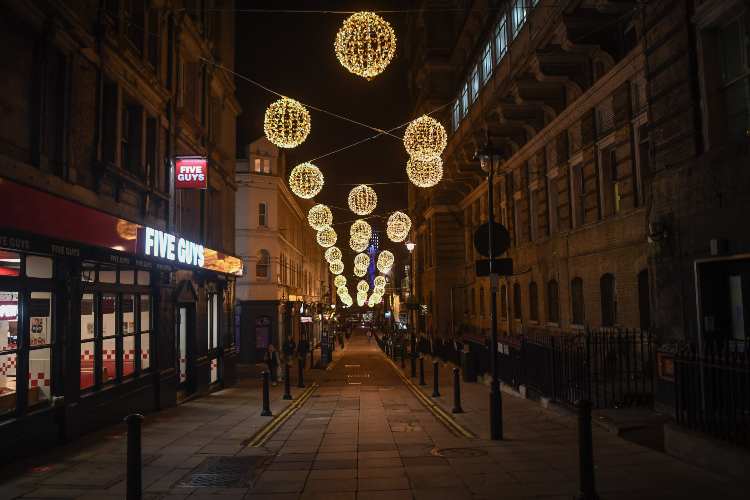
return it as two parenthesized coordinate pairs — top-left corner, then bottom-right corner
(176, 304), (194, 397)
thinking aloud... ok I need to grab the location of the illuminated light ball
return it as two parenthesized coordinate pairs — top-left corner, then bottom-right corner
(374, 276), (386, 288)
(386, 211), (412, 242)
(354, 252), (370, 269)
(354, 266), (367, 277)
(403, 114), (447, 161)
(348, 184), (377, 215)
(349, 236), (369, 252)
(376, 250), (394, 273)
(349, 219), (372, 242)
(289, 162), (324, 199)
(334, 12), (396, 80)
(406, 156), (444, 188)
(374, 287), (385, 296)
(329, 260), (344, 275)
(264, 97), (311, 148)
(357, 294), (367, 307)
(308, 204), (333, 230)
(334, 275), (347, 288)
(337, 285), (348, 295)
(357, 280), (370, 293)
(316, 226), (337, 248)
(325, 246), (342, 264)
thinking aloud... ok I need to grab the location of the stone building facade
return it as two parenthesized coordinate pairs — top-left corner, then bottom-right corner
(406, 0), (749, 347)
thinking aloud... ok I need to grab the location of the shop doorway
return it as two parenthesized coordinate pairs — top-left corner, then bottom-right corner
(696, 256), (750, 347)
(176, 304), (195, 397)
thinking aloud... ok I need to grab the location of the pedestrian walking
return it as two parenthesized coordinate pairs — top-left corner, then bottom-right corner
(264, 344), (280, 385)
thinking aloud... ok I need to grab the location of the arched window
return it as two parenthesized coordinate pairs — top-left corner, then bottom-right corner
(600, 273), (617, 327)
(571, 277), (585, 325)
(529, 282), (539, 321)
(547, 279), (560, 323)
(479, 287), (485, 317)
(256, 250), (270, 278)
(500, 284), (508, 318)
(513, 283), (522, 320)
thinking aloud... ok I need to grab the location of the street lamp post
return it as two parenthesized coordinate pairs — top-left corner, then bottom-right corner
(406, 240), (417, 377)
(477, 144), (504, 441)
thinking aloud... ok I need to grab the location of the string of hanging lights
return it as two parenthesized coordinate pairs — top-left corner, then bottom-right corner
(334, 275), (347, 288)
(376, 250), (394, 273)
(353, 266), (367, 277)
(324, 246), (342, 263)
(406, 156), (444, 188)
(264, 97), (311, 148)
(334, 12), (397, 80)
(316, 226), (337, 248)
(357, 280), (370, 293)
(329, 260), (344, 274)
(349, 236), (369, 252)
(374, 276), (386, 288)
(354, 252), (370, 270)
(349, 219), (372, 241)
(386, 211), (411, 242)
(308, 204), (333, 230)
(289, 163), (324, 199)
(403, 115), (447, 161)
(348, 184), (378, 215)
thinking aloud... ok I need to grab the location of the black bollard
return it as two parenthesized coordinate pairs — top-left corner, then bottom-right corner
(419, 356), (426, 386)
(283, 364), (292, 400)
(261, 371), (272, 416)
(432, 360), (440, 397)
(576, 400), (598, 500)
(297, 357), (305, 388)
(125, 413), (144, 500)
(452, 367), (463, 413)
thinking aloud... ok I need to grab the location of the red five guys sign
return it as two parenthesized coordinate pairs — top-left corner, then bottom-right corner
(175, 156), (208, 189)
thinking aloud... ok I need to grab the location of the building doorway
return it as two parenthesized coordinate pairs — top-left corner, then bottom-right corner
(176, 304), (195, 398)
(696, 256), (750, 347)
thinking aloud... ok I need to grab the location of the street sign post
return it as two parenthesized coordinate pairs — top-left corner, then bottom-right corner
(475, 258), (513, 277)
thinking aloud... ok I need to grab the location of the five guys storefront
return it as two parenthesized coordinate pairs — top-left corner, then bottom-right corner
(0, 180), (242, 460)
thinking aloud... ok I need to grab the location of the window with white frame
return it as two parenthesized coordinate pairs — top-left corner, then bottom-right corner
(471, 65), (480, 102)
(481, 43), (492, 83)
(494, 15), (508, 63)
(511, 0), (527, 38)
(452, 100), (461, 131)
(461, 83), (469, 116)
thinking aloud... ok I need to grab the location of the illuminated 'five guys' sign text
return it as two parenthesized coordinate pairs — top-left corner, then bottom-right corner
(142, 227), (204, 267)
(175, 157), (208, 189)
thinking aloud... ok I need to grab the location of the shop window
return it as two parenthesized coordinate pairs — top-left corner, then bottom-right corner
(600, 273), (617, 327)
(120, 270), (135, 285)
(122, 295), (136, 378)
(0, 251), (21, 277)
(547, 279), (560, 323)
(529, 282), (539, 322)
(80, 293), (95, 390)
(571, 277), (585, 326)
(0, 291), (18, 416)
(101, 294), (117, 383)
(100, 267), (117, 283)
(513, 283), (522, 320)
(140, 295), (151, 370)
(137, 270), (150, 285)
(28, 291), (52, 407)
(81, 262), (96, 283)
(25, 255), (53, 279)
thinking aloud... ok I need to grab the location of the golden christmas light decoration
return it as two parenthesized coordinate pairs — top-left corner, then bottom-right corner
(403, 115), (447, 161)
(316, 226), (337, 248)
(357, 293), (367, 307)
(357, 280), (370, 293)
(308, 204), (333, 230)
(354, 266), (367, 277)
(289, 162), (324, 199)
(349, 219), (372, 242)
(374, 276), (386, 288)
(376, 250), (394, 273)
(329, 260), (344, 275)
(386, 211), (412, 242)
(334, 275), (347, 288)
(370, 291), (383, 303)
(341, 295), (353, 307)
(334, 12), (397, 80)
(406, 156), (444, 188)
(354, 252), (370, 269)
(349, 236), (369, 252)
(348, 184), (377, 215)
(264, 97), (311, 148)
(324, 246), (342, 264)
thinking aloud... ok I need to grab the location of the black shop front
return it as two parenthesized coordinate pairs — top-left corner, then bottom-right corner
(0, 180), (242, 461)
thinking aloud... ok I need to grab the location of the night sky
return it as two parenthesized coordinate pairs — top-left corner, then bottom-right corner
(235, 0), (416, 265)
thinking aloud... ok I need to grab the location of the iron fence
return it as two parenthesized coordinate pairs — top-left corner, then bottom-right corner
(674, 344), (750, 447)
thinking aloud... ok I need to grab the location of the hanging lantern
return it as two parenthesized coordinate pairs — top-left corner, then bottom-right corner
(334, 275), (347, 288)
(316, 226), (337, 248)
(354, 252), (370, 269)
(348, 184), (377, 215)
(264, 97), (311, 148)
(308, 204), (333, 230)
(403, 115), (447, 161)
(406, 156), (444, 188)
(325, 246), (342, 264)
(289, 162), (324, 199)
(376, 250), (394, 273)
(350, 236), (369, 252)
(386, 211), (412, 242)
(329, 260), (344, 275)
(357, 280), (370, 293)
(354, 266), (367, 277)
(374, 276), (386, 288)
(349, 219), (372, 242)
(334, 12), (397, 80)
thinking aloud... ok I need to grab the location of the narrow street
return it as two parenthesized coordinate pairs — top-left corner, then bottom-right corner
(0, 328), (745, 500)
